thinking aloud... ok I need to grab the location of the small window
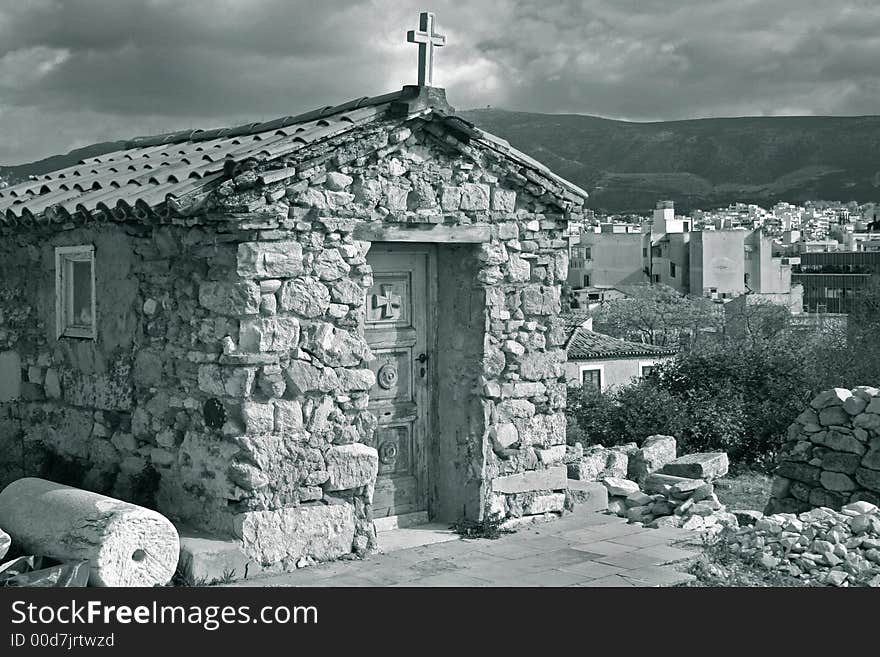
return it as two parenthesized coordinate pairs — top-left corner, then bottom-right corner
(581, 368), (602, 391)
(670, 262), (676, 277)
(55, 245), (96, 339)
(641, 364), (656, 378)
(653, 274), (660, 283)
(642, 247), (647, 258)
(584, 247), (592, 260)
(583, 274), (591, 287)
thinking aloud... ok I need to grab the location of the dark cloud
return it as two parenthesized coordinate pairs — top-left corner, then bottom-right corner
(0, 0), (878, 164)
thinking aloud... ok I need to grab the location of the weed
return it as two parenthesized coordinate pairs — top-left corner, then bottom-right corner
(450, 512), (515, 540)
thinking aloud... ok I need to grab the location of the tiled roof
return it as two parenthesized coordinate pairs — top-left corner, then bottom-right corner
(0, 90), (403, 224)
(0, 86), (588, 229)
(560, 311), (593, 333)
(566, 327), (677, 361)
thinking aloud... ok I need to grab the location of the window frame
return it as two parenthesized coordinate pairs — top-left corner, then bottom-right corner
(55, 244), (97, 340)
(639, 361), (658, 378)
(579, 364), (604, 392)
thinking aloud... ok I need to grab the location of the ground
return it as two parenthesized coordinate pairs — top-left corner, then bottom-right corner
(224, 510), (702, 587)
(713, 470), (772, 510)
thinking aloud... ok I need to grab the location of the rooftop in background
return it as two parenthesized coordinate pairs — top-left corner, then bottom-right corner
(566, 326), (677, 361)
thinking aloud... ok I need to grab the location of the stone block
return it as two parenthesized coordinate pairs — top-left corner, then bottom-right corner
(335, 368), (376, 392)
(820, 429), (867, 455)
(0, 351), (21, 402)
(178, 532), (254, 584)
(659, 452), (729, 481)
(274, 400), (303, 433)
(568, 445), (628, 481)
(325, 172), (353, 190)
(855, 467), (880, 493)
(507, 254), (530, 282)
(602, 477), (640, 497)
(643, 472), (703, 495)
(491, 466), (567, 494)
(522, 492), (565, 515)
(808, 487), (848, 509)
(491, 187), (516, 212)
(776, 461), (821, 485)
(279, 277), (331, 318)
(284, 361), (339, 394)
(313, 249), (351, 281)
(440, 185), (461, 211)
(521, 284), (561, 316)
(818, 406), (850, 427)
(822, 451), (861, 474)
(330, 278), (364, 306)
(459, 183), (490, 211)
(810, 388), (852, 409)
(239, 316), (300, 353)
(242, 401), (275, 434)
(853, 413), (880, 433)
(518, 351), (561, 381)
(494, 423), (519, 448)
(536, 445), (566, 465)
(43, 368), (61, 399)
(629, 435), (677, 484)
(198, 281), (260, 316)
(564, 480), (608, 512)
(819, 471), (856, 492)
(323, 443), (379, 492)
(237, 241), (303, 279)
(844, 396), (868, 415)
(234, 504), (356, 564)
(301, 324), (371, 367)
(863, 446), (880, 471)
(625, 491), (654, 507)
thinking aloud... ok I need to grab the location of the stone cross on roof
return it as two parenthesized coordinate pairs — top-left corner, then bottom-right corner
(407, 11), (446, 88)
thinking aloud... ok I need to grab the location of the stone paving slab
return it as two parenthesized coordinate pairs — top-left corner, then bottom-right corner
(227, 511), (700, 588)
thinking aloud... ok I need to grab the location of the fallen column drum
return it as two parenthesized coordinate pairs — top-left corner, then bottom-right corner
(0, 477), (179, 587)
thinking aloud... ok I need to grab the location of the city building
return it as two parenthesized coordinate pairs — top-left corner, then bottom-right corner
(793, 251), (880, 313)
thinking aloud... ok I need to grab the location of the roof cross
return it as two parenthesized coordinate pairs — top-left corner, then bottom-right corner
(407, 11), (446, 87)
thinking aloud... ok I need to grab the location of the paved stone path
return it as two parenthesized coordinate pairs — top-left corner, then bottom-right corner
(229, 511), (703, 587)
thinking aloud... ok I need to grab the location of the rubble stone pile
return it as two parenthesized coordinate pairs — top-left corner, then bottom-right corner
(727, 501), (880, 587)
(567, 434), (736, 531)
(767, 386), (880, 514)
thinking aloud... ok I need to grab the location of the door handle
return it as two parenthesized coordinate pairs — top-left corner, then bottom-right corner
(416, 353), (429, 363)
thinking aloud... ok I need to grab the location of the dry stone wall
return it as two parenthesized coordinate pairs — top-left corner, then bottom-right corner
(767, 386), (880, 514)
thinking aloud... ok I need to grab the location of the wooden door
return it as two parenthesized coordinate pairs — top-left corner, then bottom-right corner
(364, 246), (433, 520)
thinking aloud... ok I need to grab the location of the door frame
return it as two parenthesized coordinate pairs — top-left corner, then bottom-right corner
(364, 242), (438, 526)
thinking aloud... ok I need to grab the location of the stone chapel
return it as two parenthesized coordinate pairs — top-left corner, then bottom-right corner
(0, 13), (590, 576)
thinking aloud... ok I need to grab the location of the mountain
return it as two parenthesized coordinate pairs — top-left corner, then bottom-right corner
(1, 140), (128, 187)
(458, 109), (880, 213)
(4, 110), (880, 213)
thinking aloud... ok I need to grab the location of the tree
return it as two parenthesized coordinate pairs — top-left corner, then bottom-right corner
(592, 284), (721, 347)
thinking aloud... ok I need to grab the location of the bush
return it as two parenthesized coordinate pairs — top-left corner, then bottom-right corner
(567, 280), (880, 471)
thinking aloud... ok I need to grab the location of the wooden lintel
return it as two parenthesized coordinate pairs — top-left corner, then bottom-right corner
(353, 222), (492, 243)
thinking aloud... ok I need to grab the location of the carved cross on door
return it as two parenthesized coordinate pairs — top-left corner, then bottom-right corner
(372, 284), (402, 319)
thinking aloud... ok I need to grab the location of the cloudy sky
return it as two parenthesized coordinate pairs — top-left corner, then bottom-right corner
(1, 0), (879, 164)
